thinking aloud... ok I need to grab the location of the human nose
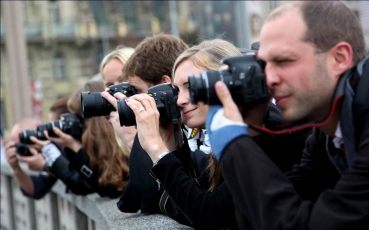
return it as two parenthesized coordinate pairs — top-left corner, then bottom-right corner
(176, 90), (190, 107)
(264, 63), (281, 88)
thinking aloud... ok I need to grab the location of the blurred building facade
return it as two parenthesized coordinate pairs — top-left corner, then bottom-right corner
(0, 1), (196, 132)
(0, 1), (365, 133)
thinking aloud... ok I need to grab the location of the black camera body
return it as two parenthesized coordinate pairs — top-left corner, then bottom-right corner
(117, 83), (181, 126)
(188, 54), (268, 109)
(46, 113), (83, 140)
(19, 113), (83, 144)
(15, 142), (32, 157)
(81, 82), (137, 118)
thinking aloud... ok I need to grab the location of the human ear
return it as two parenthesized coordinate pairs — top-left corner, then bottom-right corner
(329, 42), (353, 77)
(161, 75), (172, 84)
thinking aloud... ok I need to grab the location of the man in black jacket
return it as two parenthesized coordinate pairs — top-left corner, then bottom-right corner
(206, 1), (369, 230)
(102, 34), (193, 214)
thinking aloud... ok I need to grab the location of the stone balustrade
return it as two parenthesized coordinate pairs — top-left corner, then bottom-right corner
(1, 162), (193, 230)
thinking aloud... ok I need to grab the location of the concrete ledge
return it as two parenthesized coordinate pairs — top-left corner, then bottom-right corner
(1, 162), (193, 230)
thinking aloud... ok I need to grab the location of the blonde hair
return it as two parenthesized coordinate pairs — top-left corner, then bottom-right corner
(172, 39), (241, 78)
(100, 46), (135, 81)
(172, 39), (241, 192)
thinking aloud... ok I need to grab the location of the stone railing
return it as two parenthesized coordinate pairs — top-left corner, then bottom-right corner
(0, 162), (193, 230)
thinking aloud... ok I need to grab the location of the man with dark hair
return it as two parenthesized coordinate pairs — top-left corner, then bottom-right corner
(102, 33), (190, 214)
(206, 1), (369, 229)
(122, 33), (189, 93)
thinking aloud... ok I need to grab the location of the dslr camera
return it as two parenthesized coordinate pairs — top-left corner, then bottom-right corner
(117, 83), (181, 126)
(18, 113), (83, 144)
(81, 82), (137, 118)
(188, 54), (268, 108)
(19, 125), (49, 145)
(45, 113), (84, 140)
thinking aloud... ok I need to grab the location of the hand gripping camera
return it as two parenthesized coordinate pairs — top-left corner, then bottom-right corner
(19, 113), (83, 144)
(19, 125), (49, 145)
(81, 82), (137, 118)
(117, 83), (181, 126)
(45, 113), (84, 140)
(188, 54), (268, 109)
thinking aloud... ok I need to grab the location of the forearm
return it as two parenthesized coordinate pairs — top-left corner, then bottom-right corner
(13, 168), (35, 196)
(152, 154), (233, 229)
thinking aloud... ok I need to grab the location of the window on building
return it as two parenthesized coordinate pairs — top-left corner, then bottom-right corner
(79, 48), (94, 76)
(49, 2), (60, 23)
(121, 1), (136, 22)
(153, 1), (166, 21)
(53, 52), (66, 80)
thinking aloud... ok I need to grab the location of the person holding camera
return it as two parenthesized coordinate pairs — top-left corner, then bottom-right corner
(4, 96), (71, 199)
(102, 34), (199, 215)
(207, 1), (369, 229)
(105, 38), (310, 229)
(4, 118), (46, 197)
(31, 81), (130, 198)
(100, 46), (137, 150)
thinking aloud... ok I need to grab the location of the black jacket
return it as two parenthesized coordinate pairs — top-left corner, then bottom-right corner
(117, 135), (209, 214)
(50, 148), (123, 198)
(20, 174), (58, 199)
(149, 104), (311, 230)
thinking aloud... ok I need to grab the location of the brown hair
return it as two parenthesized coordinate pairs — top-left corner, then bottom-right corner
(122, 33), (188, 85)
(67, 81), (129, 191)
(49, 95), (70, 118)
(172, 39), (241, 191)
(267, 1), (366, 65)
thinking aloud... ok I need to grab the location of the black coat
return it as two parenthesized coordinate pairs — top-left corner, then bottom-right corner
(220, 117), (369, 230)
(50, 148), (123, 198)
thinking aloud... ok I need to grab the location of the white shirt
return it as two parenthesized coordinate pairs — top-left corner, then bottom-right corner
(332, 122), (344, 149)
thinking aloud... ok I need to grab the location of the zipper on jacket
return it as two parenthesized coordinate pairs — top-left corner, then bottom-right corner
(149, 171), (161, 190)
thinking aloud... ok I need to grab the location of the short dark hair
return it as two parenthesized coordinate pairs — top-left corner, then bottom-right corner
(122, 33), (188, 85)
(267, 1), (366, 65)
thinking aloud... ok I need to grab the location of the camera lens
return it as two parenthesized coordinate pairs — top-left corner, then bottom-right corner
(46, 120), (64, 137)
(19, 130), (37, 144)
(15, 142), (32, 157)
(36, 124), (49, 140)
(81, 92), (116, 118)
(117, 99), (136, 126)
(189, 70), (222, 105)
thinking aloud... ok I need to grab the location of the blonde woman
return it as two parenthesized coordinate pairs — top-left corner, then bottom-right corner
(100, 46), (136, 150)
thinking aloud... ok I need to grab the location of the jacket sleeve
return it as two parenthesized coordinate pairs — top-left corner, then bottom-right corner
(220, 120), (369, 230)
(69, 149), (124, 198)
(20, 174), (58, 199)
(49, 152), (94, 195)
(151, 153), (236, 230)
(116, 180), (141, 213)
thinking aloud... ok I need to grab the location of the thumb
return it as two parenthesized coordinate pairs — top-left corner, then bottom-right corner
(214, 81), (241, 121)
(101, 92), (118, 110)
